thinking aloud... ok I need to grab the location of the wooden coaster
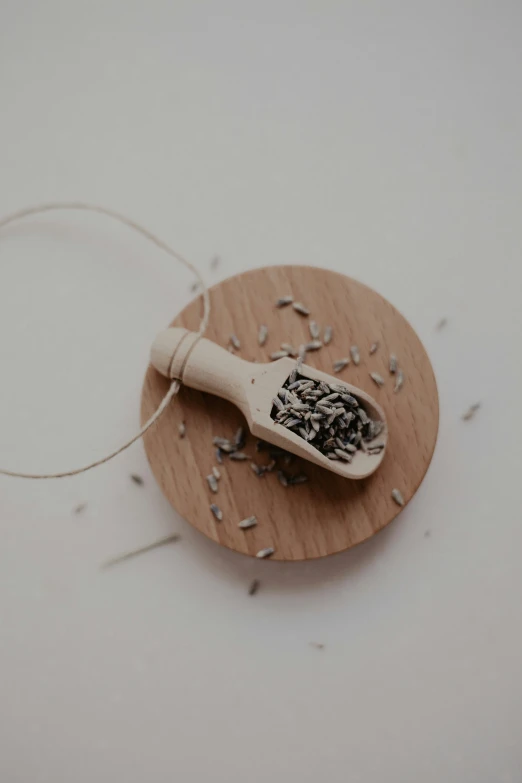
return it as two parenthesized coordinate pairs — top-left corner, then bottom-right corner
(141, 266), (439, 561)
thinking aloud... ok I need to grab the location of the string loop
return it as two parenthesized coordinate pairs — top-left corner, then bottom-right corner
(0, 202), (210, 479)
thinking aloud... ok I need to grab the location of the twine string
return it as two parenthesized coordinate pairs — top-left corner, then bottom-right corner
(0, 202), (210, 479)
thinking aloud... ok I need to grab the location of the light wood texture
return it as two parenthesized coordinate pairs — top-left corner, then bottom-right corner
(141, 265), (439, 561)
(149, 327), (387, 479)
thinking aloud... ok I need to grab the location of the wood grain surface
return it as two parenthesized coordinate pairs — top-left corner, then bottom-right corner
(141, 265), (439, 561)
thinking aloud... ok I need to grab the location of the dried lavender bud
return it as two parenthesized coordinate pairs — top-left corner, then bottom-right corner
(350, 345), (360, 365)
(256, 547), (274, 559)
(391, 489), (405, 506)
(462, 402), (480, 420)
(394, 369), (404, 393)
(370, 372), (385, 387)
(258, 324), (268, 345)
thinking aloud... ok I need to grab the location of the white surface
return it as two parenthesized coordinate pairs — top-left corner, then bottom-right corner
(1, 2), (521, 781)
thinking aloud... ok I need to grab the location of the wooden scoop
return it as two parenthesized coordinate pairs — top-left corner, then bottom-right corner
(150, 328), (388, 479)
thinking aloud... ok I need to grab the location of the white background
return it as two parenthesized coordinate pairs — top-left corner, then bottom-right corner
(1, 2), (521, 781)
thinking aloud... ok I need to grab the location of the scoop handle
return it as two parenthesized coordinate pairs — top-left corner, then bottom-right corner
(150, 328), (252, 410)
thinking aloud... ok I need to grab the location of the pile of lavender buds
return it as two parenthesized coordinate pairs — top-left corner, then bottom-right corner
(271, 367), (384, 462)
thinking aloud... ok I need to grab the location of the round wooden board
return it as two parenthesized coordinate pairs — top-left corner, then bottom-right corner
(141, 266), (439, 561)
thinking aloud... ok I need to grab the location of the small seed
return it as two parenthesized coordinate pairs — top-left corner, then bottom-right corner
(367, 420), (384, 440)
(250, 462), (266, 476)
(130, 474), (144, 486)
(435, 317), (448, 330)
(217, 441), (237, 453)
(304, 340), (322, 351)
(235, 426), (246, 449)
(277, 470), (289, 487)
(256, 547), (274, 559)
(309, 321), (320, 339)
(276, 295), (293, 307)
(309, 642), (325, 649)
(280, 342), (297, 357)
(298, 344), (307, 361)
(215, 448), (223, 464)
(206, 474), (219, 493)
(323, 326), (333, 345)
(369, 341), (379, 355)
(370, 372), (385, 387)
(212, 466), (221, 480)
(462, 402), (480, 421)
(270, 350), (289, 360)
(350, 345), (360, 365)
(272, 395), (284, 411)
(213, 436), (231, 449)
(178, 421), (186, 438)
(74, 503), (87, 514)
(389, 354), (398, 374)
(292, 302), (310, 316)
(316, 403), (334, 414)
(391, 488), (405, 507)
(248, 579), (260, 596)
(239, 515), (258, 529)
(210, 503), (223, 520)
(357, 408), (369, 425)
(258, 324), (268, 345)
(333, 358), (350, 373)
(229, 334), (241, 350)
(394, 369), (404, 393)
(190, 280), (201, 293)
(230, 451), (248, 461)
